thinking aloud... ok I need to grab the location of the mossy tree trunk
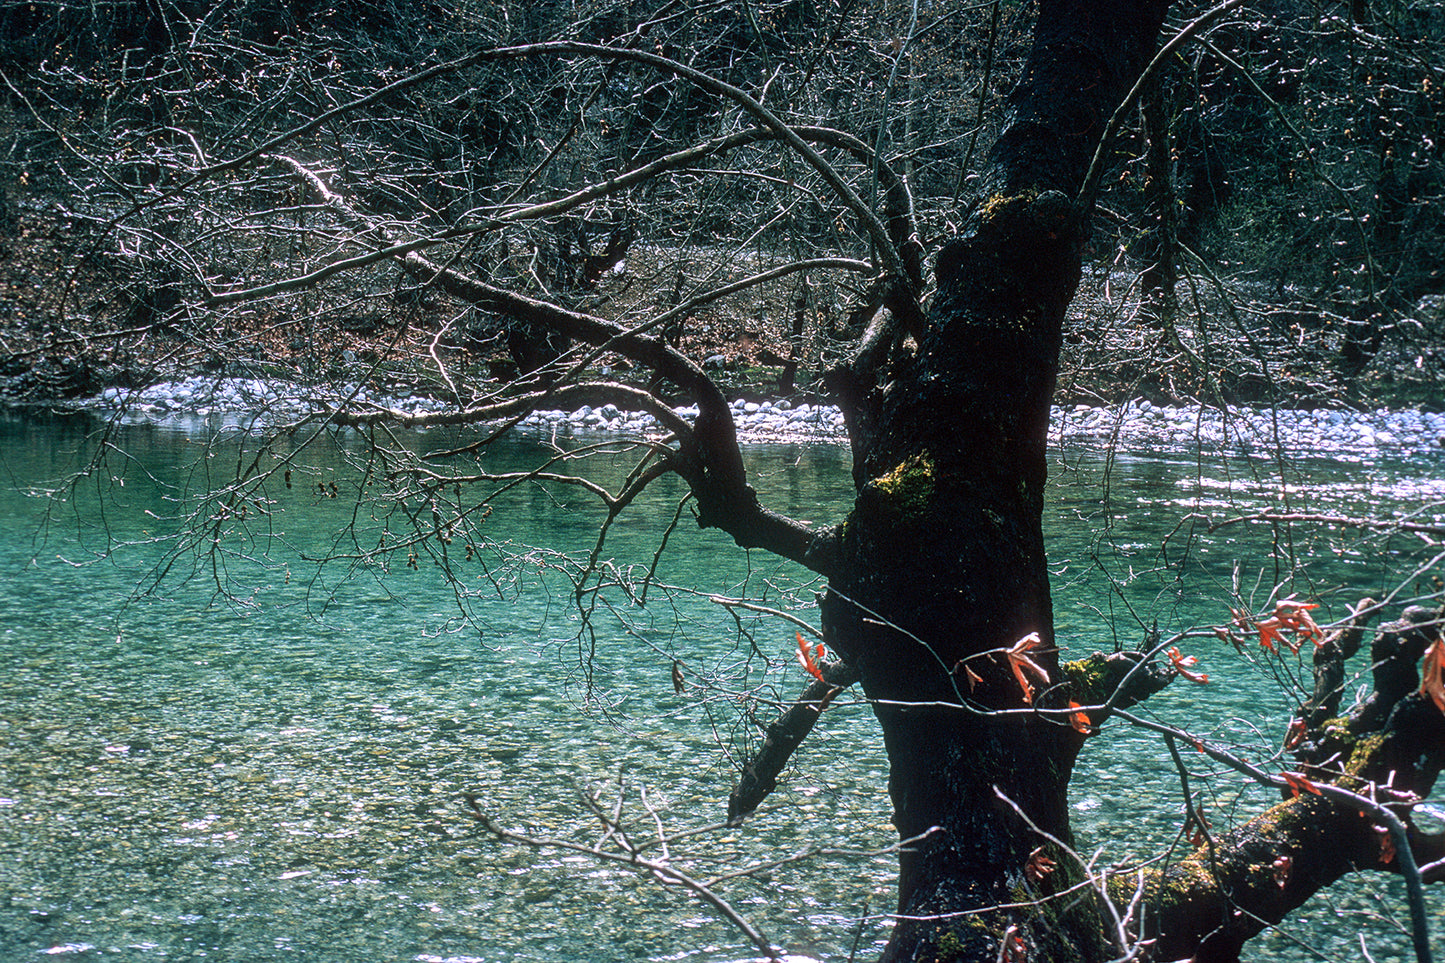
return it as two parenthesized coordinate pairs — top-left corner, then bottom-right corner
(817, 4), (1171, 960)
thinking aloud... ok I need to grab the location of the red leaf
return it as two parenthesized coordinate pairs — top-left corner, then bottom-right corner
(1375, 825), (1397, 865)
(965, 664), (983, 691)
(1005, 631), (1050, 705)
(1276, 598), (1323, 646)
(1256, 617), (1288, 653)
(1283, 718), (1308, 750)
(1024, 847), (1057, 883)
(796, 632), (826, 683)
(1281, 772), (1321, 797)
(952, 658), (984, 692)
(1185, 808), (1211, 848)
(1068, 701), (1094, 736)
(1167, 646), (1209, 684)
(1235, 598), (1324, 655)
(1001, 925), (1028, 963)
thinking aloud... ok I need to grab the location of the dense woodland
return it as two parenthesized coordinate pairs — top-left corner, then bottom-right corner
(1, 0), (1442, 406)
(2, 2), (1445, 962)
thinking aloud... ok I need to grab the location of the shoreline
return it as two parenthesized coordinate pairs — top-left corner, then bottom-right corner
(32, 376), (1445, 460)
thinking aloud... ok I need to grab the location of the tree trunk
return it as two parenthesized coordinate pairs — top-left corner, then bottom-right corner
(1140, 71), (1180, 336)
(821, 4), (1170, 960)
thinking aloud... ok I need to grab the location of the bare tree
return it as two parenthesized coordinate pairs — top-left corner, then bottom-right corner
(4, 2), (1443, 962)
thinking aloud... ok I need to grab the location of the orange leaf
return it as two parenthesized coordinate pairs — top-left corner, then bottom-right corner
(1005, 631), (1050, 705)
(1001, 925), (1028, 963)
(1167, 646), (1209, 684)
(1238, 598), (1325, 655)
(1375, 825), (1397, 865)
(1187, 810), (1211, 848)
(797, 632), (826, 683)
(1281, 772), (1321, 797)
(1420, 637), (1445, 715)
(952, 659), (985, 692)
(1275, 598), (1322, 644)
(1283, 718), (1307, 750)
(1256, 617), (1289, 653)
(1024, 847), (1056, 883)
(1068, 701), (1094, 736)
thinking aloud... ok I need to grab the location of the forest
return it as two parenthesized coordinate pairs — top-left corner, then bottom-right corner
(1, 1), (1444, 962)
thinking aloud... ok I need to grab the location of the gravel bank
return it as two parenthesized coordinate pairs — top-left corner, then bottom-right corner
(72, 377), (1445, 460)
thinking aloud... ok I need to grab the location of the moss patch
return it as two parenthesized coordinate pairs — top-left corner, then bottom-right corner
(1060, 654), (1111, 703)
(868, 452), (937, 522)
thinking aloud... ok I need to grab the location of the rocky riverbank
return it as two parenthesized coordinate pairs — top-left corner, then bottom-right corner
(70, 376), (1445, 460)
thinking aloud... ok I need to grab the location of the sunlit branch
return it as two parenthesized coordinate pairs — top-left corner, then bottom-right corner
(464, 792), (785, 963)
(708, 595), (823, 639)
(1115, 709), (1436, 963)
(1209, 512), (1445, 539)
(207, 123), (899, 310)
(727, 656), (860, 825)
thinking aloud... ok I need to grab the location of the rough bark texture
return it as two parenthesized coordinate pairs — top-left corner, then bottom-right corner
(666, 3), (1443, 956)
(816, 4), (1172, 960)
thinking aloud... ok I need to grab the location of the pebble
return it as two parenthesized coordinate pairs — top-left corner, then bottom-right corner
(73, 377), (1445, 459)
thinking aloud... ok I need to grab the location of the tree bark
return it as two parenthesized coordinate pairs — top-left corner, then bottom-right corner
(819, 4), (1171, 960)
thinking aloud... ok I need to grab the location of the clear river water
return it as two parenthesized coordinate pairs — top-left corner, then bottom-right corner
(1, 409), (1441, 963)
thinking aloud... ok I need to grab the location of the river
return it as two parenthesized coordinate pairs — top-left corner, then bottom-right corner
(1, 409), (1440, 963)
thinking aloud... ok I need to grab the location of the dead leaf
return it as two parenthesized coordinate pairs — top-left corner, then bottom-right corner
(1024, 847), (1057, 883)
(1167, 646), (1209, 683)
(1420, 637), (1445, 715)
(1005, 631), (1050, 705)
(1281, 771), (1322, 798)
(1375, 825), (1397, 865)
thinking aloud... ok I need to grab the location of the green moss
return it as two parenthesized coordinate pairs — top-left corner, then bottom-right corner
(931, 916), (1007, 963)
(1117, 857), (1217, 908)
(1060, 654), (1112, 703)
(868, 452), (936, 522)
(1300, 714), (1384, 780)
(1345, 731), (1388, 776)
(936, 929), (966, 959)
(976, 190), (1038, 225)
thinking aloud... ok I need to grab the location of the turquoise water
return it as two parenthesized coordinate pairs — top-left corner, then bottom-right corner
(1, 410), (1440, 962)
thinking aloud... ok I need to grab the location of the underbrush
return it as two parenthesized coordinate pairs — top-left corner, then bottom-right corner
(2, 202), (1441, 412)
